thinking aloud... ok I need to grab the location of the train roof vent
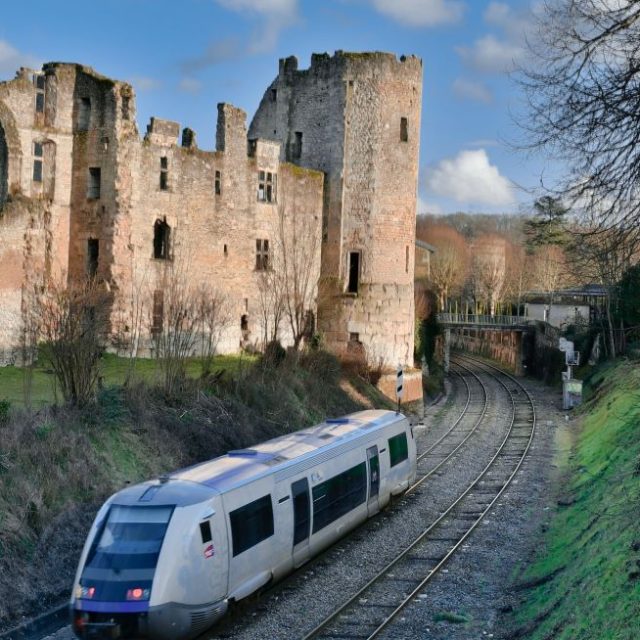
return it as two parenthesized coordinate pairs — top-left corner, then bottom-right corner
(227, 449), (259, 457)
(139, 486), (161, 502)
(318, 433), (334, 440)
(326, 418), (349, 425)
(262, 454), (288, 466)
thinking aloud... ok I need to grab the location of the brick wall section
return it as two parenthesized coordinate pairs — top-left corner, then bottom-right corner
(250, 51), (423, 369)
(450, 327), (525, 375)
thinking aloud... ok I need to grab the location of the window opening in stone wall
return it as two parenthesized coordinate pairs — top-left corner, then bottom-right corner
(87, 167), (101, 199)
(87, 238), (99, 278)
(347, 251), (360, 294)
(257, 171), (276, 203)
(33, 142), (43, 182)
(215, 170), (221, 195)
(160, 157), (168, 190)
(241, 314), (249, 331)
(152, 290), (164, 335)
(78, 98), (91, 131)
(271, 89), (277, 102)
(400, 117), (408, 142)
(34, 75), (45, 113)
(256, 239), (269, 271)
(349, 332), (360, 343)
(0, 123), (8, 209)
(153, 218), (171, 260)
(223, 244), (228, 257)
(406, 245), (409, 273)
(293, 132), (303, 159)
(122, 96), (130, 121)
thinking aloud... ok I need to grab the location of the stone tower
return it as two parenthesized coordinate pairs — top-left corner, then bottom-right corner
(250, 51), (423, 368)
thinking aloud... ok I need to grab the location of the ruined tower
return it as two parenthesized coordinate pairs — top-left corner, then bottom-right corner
(250, 51), (423, 367)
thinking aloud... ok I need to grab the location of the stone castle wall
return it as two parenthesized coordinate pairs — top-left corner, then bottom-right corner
(250, 51), (422, 369)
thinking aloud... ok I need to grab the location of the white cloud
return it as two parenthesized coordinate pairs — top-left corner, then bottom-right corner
(130, 76), (161, 92)
(370, 0), (465, 27)
(179, 77), (203, 94)
(456, 34), (523, 73)
(457, 2), (533, 74)
(215, 0), (298, 53)
(0, 40), (40, 77)
(425, 149), (515, 207)
(452, 77), (493, 104)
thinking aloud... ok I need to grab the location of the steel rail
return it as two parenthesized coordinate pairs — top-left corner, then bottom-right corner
(302, 357), (535, 640)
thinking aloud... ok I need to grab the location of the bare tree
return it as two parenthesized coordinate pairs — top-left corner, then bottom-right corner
(418, 222), (469, 311)
(256, 266), (285, 349)
(518, 0), (640, 248)
(39, 278), (108, 407)
(471, 234), (507, 316)
(152, 263), (200, 397)
(273, 193), (321, 349)
(530, 244), (567, 310)
(194, 284), (232, 376)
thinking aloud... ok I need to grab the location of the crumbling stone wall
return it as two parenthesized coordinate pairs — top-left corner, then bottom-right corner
(250, 51), (423, 369)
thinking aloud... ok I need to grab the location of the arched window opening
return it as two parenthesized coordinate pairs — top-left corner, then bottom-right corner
(153, 218), (171, 260)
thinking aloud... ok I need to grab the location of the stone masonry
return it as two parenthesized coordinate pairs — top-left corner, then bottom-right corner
(0, 51), (422, 380)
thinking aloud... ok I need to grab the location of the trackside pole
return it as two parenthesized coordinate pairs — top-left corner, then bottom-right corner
(396, 364), (404, 413)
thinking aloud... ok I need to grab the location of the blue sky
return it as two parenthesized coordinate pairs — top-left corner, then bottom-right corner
(0, 0), (552, 215)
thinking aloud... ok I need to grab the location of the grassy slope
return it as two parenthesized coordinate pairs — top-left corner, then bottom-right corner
(0, 351), (393, 626)
(511, 360), (640, 639)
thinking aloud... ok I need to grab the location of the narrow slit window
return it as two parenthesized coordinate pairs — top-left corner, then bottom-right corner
(256, 239), (269, 271)
(215, 170), (221, 195)
(78, 98), (91, 130)
(122, 96), (130, 121)
(87, 167), (101, 199)
(347, 251), (360, 294)
(87, 238), (99, 278)
(34, 75), (45, 114)
(400, 117), (408, 142)
(33, 142), (43, 182)
(160, 157), (168, 190)
(405, 245), (410, 273)
(153, 218), (171, 260)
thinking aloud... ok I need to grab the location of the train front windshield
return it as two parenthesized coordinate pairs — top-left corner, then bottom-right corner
(78, 505), (173, 602)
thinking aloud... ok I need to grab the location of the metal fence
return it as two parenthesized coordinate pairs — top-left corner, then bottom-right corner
(438, 313), (535, 327)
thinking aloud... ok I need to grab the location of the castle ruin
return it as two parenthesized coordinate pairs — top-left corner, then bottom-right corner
(0, 51), (422, 382)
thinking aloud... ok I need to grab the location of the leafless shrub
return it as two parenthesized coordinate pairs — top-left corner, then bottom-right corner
(39, 278), (108, 407)
(194, 284), (232, 376)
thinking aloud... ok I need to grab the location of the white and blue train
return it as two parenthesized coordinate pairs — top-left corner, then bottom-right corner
(70, 409), (417, 639)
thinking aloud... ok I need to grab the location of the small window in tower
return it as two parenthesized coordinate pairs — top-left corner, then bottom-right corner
(349, 332), (360, 343)
(347, 252), (360, 294)
(122, 96), (130, 121)
(160, 157), (168, 191)
(87, 238), (99, 277)
(34, 75), (45, 113)
(152, 290), (164, 335)
(78, 98), (91, 131)
(256, 238), (269, 271)
(215, 170), (221, 195)
(33, 142), (43, 182)
(257, 171), (276, 203)
(400, 117), (408, 142)
(293, 132), (302, 160)
(223, 244), (228, 257)
(153, 218), (171, 260)
(271, 89), (277, 102)
(405, 245), (410, 273)
(87, 167), (101, 199)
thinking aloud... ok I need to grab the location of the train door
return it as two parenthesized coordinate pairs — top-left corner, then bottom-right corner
(291, 478), (311, 567)
(367, 446), (380, 516)
(202, 501), (229, 602)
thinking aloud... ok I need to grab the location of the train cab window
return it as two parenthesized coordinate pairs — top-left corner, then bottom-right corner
(199, 521), (212, 544)
(312, 463), (366, 533)
(229, 495), (274, 556)
(388, 432), (409, 467)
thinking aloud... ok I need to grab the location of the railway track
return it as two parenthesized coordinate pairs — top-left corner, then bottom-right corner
(301, 356), (536, 640)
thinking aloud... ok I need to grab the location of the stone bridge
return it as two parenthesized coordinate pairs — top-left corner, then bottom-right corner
(437, 313), (560, 377)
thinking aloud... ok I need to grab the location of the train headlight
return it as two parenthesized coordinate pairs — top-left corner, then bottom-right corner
(126, 587), (150, 601)
(75, 585), (96, 599)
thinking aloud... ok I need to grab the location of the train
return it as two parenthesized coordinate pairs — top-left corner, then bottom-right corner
(70, 409), (417, 639)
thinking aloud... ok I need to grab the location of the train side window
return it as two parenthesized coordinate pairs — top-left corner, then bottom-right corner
(312, 462), (366, 533)
(229, 495), (274, 556)
(200, 521), (212, 544)
(388, 433), (409, 467)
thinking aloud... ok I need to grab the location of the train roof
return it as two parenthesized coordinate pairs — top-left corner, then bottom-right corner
(171, 409), (404, 493)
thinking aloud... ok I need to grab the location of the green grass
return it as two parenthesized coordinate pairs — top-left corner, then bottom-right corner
(0, 352), (253, 407)
(510, 360), (640, 640)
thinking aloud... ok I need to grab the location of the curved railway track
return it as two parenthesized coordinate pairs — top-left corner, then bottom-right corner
(301, 356), (536, 640)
